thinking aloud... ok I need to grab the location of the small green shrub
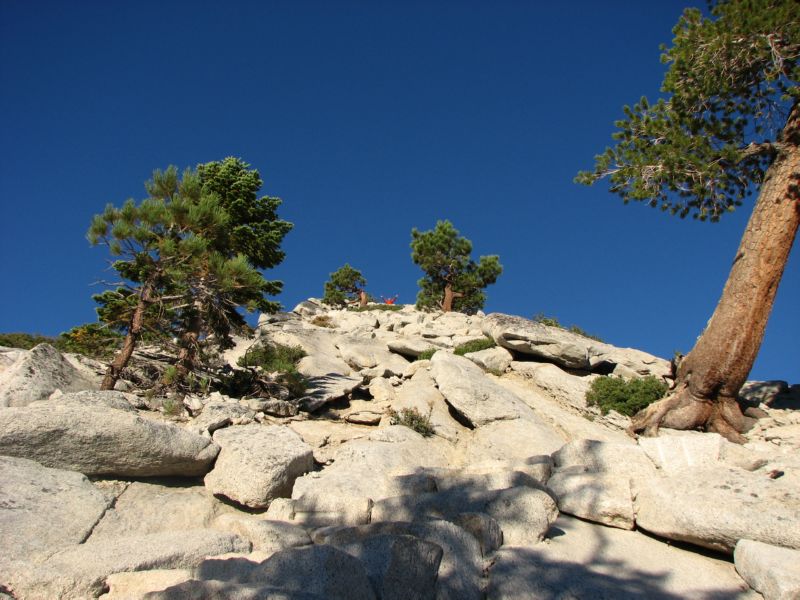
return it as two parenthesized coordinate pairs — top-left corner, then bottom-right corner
(238, 343), (307, 372)
(348, 304), (404, 312)
(454, 337), (496, 356)
(415, 349), (437, 361)
(161, 365), (179, 387)
(310, 315), (335, 328)
(586, 375), (668, 416)
(235, 342), (308, 398)
(387, 407), (435, 437)
(567, 325), (605, 343)
(161, 396), (182, 416)
(532, 313), (604, 342)
(532, 313), (561, 328)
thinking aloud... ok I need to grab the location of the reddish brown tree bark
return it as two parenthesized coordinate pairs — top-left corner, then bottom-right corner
(441, 283), (464, 312)
(100, 281), (155, 391)
(631, 107), (800, 443)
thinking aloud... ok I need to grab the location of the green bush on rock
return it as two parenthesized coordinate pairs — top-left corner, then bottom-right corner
(586, 375), (668, 416)
(236, 342), (308, 398)
(238, 343), (306, 372)
(454, 337), (496, 356)
(387, 407), (435, 437)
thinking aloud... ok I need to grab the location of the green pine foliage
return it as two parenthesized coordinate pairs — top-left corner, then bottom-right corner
(237, 342), (308, 397)
(0, 325), (122, 359)
(89, 159), (292, 387)
(576, 0), (798, 221)
(237, 342), (307, 372)
(57, 323), (123, 359)
(454, 337), (496, 355)
(0, 332), (58, 350)
(586, 376), (669, 416)
(410, 220), (502, 314)
(415, 349), (438, 361)
(322, 264), (367, 307)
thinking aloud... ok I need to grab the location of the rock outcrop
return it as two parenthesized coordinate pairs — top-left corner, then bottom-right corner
(0, 301), (796, 599)
(0, 400), (219, 477)
(0, 343), (95, 407)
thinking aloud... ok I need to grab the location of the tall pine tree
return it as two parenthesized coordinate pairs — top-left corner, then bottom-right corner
(411, 220), (502, 314)
(89, 161), (291, 390)
(322, 264), (368, 308)
(577, 0), (798, 442)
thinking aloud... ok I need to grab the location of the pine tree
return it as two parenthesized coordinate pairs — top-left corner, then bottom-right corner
(165, 160), (292, 379)
(411, 220), (502, 314)
(322, 264), (368, 308)
(577, 0), (799, 442)
(89, 162), (291, 390)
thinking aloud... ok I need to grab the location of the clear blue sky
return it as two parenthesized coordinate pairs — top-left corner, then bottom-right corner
(1, 1), (797, 382)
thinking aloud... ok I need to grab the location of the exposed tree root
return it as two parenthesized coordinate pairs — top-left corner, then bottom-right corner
(628, 385), (747, 444)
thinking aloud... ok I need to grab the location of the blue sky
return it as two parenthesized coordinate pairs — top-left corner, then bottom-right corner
(1, 1), (797, 381)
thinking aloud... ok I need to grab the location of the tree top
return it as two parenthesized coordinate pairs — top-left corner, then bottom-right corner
(577, 0), (799, 221)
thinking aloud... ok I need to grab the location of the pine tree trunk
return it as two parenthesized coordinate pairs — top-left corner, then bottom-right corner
(441, 284), (464, 312)
(358, 290), (368, 308)
(176, 302), (202, 384)
(100, 281), (154, 390)
(631, 107), (800, 443)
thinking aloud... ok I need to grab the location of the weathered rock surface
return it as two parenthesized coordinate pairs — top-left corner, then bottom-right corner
(299, 373), (362, 412)
(487, 514), (757, 599)
(245, 545), (376, 600)
(4, 530), (250, 599)
(337, 339), (409, 373)
(371, 485), (559, 547)
(509, 361), (598, 410)
(430, 352), (522, 426)
(0, 343), (95, 407)
(457, 418), (564, 464)
(386, 338), (436, 358)
(205, 425), (313, 508)
(483, 313), (592, 370)
(211, 515), (312, 554)
(188, 400), (256, 436)
(89, 481), (231, 541)
(291, 426), (451, 509)
(3, 302), (796, 600)
(0, 403), (219, 477)
(464, 346), (513, 373)
(638, 430), (768, 472)
(633, 467), (800, 553)
(0, 345), (26, 373)
(331, 533), (443, 600)
(552, 438), (655, 479)
(547, 469), (635, 529)
(0, 456), (111, 567)
(740, 380), (799, 408)
(734, 539), (800, 600)
(296, 354), (352, 378)
(393, 370), (462, 441)
(43, 389), (142, 411)
(144, 579), (326, 599)
(104, 569), (193, 600)
(483, 313), (670, 378)
(319, 520), (484, 600)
